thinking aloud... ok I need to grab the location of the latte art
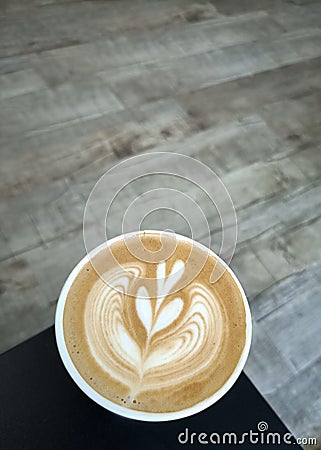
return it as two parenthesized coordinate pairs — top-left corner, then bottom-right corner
(63, 233), (247, 413)
(84, 260), (224, 396)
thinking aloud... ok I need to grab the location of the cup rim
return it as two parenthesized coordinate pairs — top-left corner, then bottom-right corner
(55, 230), (252, 422)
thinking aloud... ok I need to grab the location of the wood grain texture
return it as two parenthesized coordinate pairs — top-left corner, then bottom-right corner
(258, 261), (321, 371)
(1, 0), (321, 444)
(267, 357), (321, 442)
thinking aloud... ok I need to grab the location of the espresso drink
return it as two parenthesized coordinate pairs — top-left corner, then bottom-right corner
(63, 232), (246, 413)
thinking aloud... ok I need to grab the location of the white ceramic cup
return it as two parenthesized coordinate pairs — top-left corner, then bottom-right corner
(55, 231), (252, 422)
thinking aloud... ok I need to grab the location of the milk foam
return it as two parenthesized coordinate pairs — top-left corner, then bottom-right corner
(63, 233), (246, 413)
(84, 259), (223, 395)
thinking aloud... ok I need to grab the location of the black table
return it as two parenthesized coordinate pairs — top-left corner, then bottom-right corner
(0, 327), (301, 449)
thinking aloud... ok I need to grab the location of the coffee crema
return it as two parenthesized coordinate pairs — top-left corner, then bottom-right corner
(63, 233), (246, 413)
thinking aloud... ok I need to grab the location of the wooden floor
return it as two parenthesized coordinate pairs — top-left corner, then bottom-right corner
(1, 0), (321, 444)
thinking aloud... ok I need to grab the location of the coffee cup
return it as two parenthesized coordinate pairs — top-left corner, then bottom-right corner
(55, 230), (251, 421)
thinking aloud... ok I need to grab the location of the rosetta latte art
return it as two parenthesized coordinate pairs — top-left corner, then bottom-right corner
(63, 233), (247, 413)
(84, 259), (224, 396)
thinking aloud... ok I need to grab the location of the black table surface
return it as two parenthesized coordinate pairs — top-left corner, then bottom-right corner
(0, 327), (301, 450)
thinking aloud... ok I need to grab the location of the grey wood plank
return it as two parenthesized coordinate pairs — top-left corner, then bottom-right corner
(281, 181), (321, 227)
(10, 135), (312, 268)
(251, 259), (321, 322)
(0, 54), (33, 76)
(0, 113), (316, 270)
(35, 10), (280, 87)
(244, 320), (296, 395)
(272, 1), (321, 33)
(0, 282), (54, 353)
(251, 216), (321, 282)
(19, 230), (85, 305)
(0, 229), (86, 354)
(144, 11), (283, 61)
(0, 156), (219, 261)
(0, 1), (197, 57)
(176, 27), (321, 87)
(194, 117), (287, 174)
(29, 189), (85, 243)
(0, 109), (129, 199)
(0, 79), (123, 138)
(0, 14), (46, 58)
(0, 102), (193, 251)
(292, 145), (321, 180)
(31, 31), (186, 87)
(0, 251), (55, 352)
(0, 99), (189, 206)
(0, 177), (70, 219)
(58, 118), (244, 187)
(107, 29), (321, 109)
(222, 157), (306, 210)
(230, 182), (321, 246)
(0, 0), (79, 13)
(212, 0), (274, 16)
(177, 57), (321, 133)
(260, 93), (321, 141)
(200, 11), (283, 48)
(0, 69), (46, 100)
(0, 230), (14, 262)
(66, 116), (316, 217)
(0, 211), (43, 255)
(267, 357), (321, 440)
(214, 0), (320, 17)
(68, 121), (280, 196)
(100, 67), (178, 111)
(87, 179), (209, 245)
(112, 99), (191, 156)
(230, 247), (275, 298)
(274, 217), (321, 272)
